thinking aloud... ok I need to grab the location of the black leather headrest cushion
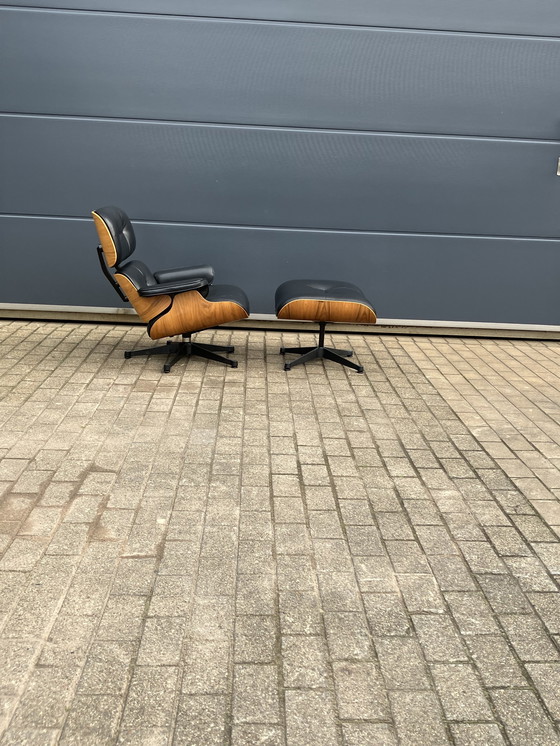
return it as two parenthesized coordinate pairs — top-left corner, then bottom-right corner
(92, 206), (136, 267)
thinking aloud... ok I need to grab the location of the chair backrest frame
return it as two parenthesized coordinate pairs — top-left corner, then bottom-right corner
(96, 246), (128, 302)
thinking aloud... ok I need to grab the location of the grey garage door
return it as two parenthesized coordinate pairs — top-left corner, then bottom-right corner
(1, 1), (560, 324)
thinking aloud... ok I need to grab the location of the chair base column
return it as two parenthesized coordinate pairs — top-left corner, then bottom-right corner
(124, 335), (237, 372)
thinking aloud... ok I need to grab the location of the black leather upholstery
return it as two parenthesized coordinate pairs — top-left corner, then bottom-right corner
(139, 277), (210, 297)
(154, 265), (214, 285)
(94, 206), (251, 313)
(117, 260), (210, 297)
(275, 279), (376, 316)
(117, 262), (248, 308)
(96, 205), (136, 264)
(206, 284), (250, 310)
(118, 260), (157, 290)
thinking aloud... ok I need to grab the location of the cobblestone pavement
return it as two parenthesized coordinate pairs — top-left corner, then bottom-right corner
(0, 320), (559, 745)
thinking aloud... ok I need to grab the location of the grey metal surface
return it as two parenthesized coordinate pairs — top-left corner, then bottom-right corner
(3, 10), (560, 139)
(3, 116), (560, 239)
(1, 0), (559, 36)
(1, 2), (559, 325)
(2, 216), (560, 325)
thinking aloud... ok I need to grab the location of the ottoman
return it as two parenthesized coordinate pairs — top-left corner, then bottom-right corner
(275, 279), (377, 373)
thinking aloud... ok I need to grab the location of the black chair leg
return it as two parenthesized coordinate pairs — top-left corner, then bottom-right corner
(325, 346), (353, 358)
(163, 347), (187, 373)
(124, 341), (176, 358)
(323, 347), (363, 373)
(190, 343), (238, 368)
(195, 342), (235, 353)
(280, 345), (316, 355)
(283, 347), (321, 371)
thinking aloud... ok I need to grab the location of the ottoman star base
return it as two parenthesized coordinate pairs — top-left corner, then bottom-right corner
(280, 322), (363, 372)
(275, 280), (377, 373)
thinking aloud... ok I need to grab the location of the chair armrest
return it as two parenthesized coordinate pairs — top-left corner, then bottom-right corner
(138, 277), (209, 297)
(154, 264), (214, 285)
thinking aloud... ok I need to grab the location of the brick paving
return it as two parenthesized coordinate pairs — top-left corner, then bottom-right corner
(0, 319), (559, 745)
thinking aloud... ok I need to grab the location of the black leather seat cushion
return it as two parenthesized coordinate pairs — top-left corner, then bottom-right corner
(207, 284), (250, 313)
(275, 279), (375, 316)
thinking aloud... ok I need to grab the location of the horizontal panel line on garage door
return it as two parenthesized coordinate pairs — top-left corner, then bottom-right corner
(5, 116), (558, 236)
(4, 6), (560, 40)
(3, 113), (559, 145)
(4, 213), (560, 244)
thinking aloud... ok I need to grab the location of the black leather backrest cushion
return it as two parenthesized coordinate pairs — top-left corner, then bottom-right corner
(117, 260), (157, 290)
(95, 206), (136, 265)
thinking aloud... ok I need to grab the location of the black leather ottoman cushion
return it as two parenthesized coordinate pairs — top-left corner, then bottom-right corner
(275, 279), (376, 324)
